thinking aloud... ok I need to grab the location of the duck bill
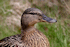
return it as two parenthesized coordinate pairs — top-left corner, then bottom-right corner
(42, 14), (57, 23)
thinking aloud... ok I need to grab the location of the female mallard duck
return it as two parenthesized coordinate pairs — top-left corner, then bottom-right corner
(0, 8), (57, 47)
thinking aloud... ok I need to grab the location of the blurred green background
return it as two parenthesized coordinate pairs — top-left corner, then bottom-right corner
(0, 0), (70, 47)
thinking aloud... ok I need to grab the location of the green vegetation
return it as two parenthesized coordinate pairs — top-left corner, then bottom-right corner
(0, 0), (70, 47)
(0, 25), (21, 40)
(0, 0), (21, 40)
(0, 0), (12, 17)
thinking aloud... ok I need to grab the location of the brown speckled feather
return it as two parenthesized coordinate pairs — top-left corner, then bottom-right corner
(0, 34), (23, 47)
(21, 27), (50, 47)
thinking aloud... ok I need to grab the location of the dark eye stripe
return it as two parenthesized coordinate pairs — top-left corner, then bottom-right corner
(29, 13), (41, 16)
(29, 13), (36, 15)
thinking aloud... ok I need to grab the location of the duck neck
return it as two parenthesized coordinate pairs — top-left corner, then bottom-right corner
(21, 26), (37, 35)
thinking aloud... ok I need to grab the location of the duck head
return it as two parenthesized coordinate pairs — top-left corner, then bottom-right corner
(21, 8), (57, 29)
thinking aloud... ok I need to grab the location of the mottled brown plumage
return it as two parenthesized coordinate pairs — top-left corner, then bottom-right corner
(0, 8), (57, 47)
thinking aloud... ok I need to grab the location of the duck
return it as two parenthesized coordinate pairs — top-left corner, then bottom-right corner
(0, 8), (57, 47)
